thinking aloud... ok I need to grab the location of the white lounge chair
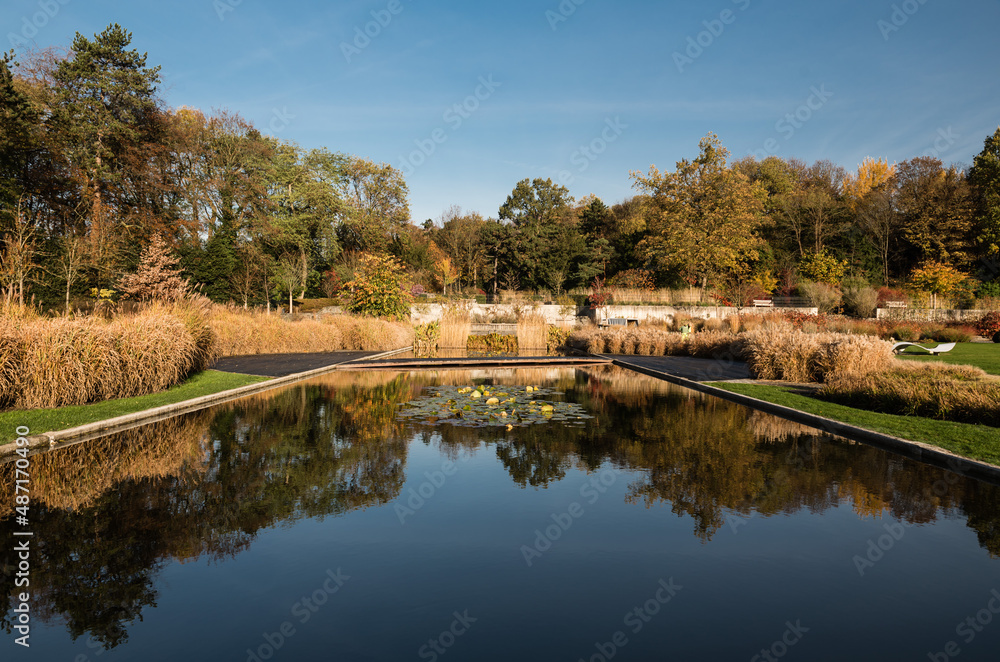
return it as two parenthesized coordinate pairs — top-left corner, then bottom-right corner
(891, 341), (956, 355)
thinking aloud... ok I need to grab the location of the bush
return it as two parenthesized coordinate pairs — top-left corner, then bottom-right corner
(798, 281), (842, 314)
(345, 253), (413, 320)
(743, 326), (892, 383)
(975, 311), (1000, 337)
(841, 279), (878, 318)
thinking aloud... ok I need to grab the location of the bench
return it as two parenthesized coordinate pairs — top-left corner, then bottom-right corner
(752, 299), (774, 307)
(884, 301), (907, 308)
(602, 317), (639, 327)
(892, 341), (955, 355)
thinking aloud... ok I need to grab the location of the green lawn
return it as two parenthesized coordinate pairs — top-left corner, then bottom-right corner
(1, 370), (269, 436)
(713, 382), (1000, 466)
(895, 342), (1000, 375)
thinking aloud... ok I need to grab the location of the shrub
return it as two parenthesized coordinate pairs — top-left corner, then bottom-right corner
(743, 325), (892, 383)
(344, 253), (413, 320)
(975, 311), (1000, 337)
(798, 281), (842, 314)
(841, 279), (878, 318)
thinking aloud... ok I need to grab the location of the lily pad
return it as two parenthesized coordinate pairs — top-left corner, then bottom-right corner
(397, 384), (592, 429)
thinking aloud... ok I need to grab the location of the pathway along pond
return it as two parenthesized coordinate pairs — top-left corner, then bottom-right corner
(2, 365), (1000, 661)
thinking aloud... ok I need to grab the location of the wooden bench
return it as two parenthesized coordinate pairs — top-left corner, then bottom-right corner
(884, 301), (908, 308)
(752, 299), (774, 307)
(602, 317), (640, 327)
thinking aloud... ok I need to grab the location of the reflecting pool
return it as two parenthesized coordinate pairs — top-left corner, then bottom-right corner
(3, 366), (1000, 661)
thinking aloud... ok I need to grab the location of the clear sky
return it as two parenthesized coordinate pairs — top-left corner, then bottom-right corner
(4, 0), (999, 224)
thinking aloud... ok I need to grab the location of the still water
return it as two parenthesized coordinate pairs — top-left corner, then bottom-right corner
(3, 366), (1000, 661)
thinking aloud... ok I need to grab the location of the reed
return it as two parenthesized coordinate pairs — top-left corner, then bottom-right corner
(439, 305), (472, 349)
(516, 312), (548, 351)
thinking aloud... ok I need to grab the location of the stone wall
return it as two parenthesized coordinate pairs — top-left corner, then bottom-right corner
(875, 308), (988, 322)
(409, 303), (817, 325)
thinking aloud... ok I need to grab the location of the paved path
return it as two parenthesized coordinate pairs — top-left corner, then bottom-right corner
(606, 355), (751, 382)
(210, 351), (378, 377)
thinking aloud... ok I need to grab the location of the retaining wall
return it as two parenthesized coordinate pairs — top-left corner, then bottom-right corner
(875, 308), (988, 322)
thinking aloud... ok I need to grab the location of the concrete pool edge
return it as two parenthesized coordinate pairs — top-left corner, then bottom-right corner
(609, 355), (1000, 486)
(0, 347), (413, 461)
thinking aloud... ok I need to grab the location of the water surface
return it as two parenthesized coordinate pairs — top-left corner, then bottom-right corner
(2, 366), (999, 661)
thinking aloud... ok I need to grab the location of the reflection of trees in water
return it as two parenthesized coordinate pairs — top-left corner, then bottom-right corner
(3, 365), (1000, 649)
(418, 367), (1000, 552)
(0, 373), (420, 650)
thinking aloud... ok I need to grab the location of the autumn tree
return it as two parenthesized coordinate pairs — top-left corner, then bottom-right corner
(843, 157), (895, 209)
(909, 261), (967, 309)
(632, 134), (768, 293)
(433, 207), (489, 289)
(117, 234), (189, 301)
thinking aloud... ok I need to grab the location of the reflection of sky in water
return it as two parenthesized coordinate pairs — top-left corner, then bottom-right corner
(3, 366), (1000, 661)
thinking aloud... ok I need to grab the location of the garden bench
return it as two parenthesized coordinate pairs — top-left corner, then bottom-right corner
(752, 299), (774, 307)
(891, 341), (956, 355)
(603, 317), (639, 327)
(884, 301), (908, 308)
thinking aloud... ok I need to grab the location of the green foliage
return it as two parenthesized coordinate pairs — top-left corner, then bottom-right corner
(345, 253), (413, 320)
(607, 269), (655, 289)
(968, 127), (1000, 257)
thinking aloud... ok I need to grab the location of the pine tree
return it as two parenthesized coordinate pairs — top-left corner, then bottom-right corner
(118, 234), (189, 301)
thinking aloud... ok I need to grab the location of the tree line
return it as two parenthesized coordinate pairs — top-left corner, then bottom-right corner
(2, 24), (1000, 311)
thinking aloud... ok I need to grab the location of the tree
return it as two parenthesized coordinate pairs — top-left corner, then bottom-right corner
(53, 234), (86, 314)
(0, 198), (41, 305)
(344, 253), (412, 320)
(843, 157), (895, 209)
(631, 134), (768, 293)
(272, 253), (304, 313)
(896, 157), (975, 269)
(498, 178), (574, 227)
(117, 234), (189, 301)
(50, 24), (162, 235)
(336, 156), (409, 253)
(909, 261), (967, 309)
(968, 128), (1000, 260)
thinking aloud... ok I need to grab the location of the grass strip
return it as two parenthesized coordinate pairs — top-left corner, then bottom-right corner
(712, 382), (1000, 466)
(895, 343), (1000, 375)
(0, 370), (269, 436)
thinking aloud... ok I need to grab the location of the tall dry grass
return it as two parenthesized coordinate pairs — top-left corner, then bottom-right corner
(743, 325), (893, 383)
(208, 305), (413, 356)
(821, 363), (1000, 427)
(0, 303), (413, 411)
(568, 321), (892, 384)
(439, 305), (472, 348)
(2, 302), (216, 410)
(517, 313), (549, 351)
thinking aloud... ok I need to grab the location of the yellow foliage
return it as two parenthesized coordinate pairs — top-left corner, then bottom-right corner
(843, 157), (896, 209)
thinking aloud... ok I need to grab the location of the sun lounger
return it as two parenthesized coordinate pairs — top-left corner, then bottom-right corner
(891, 341), (956, 355)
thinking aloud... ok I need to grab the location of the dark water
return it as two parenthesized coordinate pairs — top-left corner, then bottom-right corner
(3, 366), (1000, 661)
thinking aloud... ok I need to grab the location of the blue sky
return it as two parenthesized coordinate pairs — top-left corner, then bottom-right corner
(4, 0), (999, 224)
